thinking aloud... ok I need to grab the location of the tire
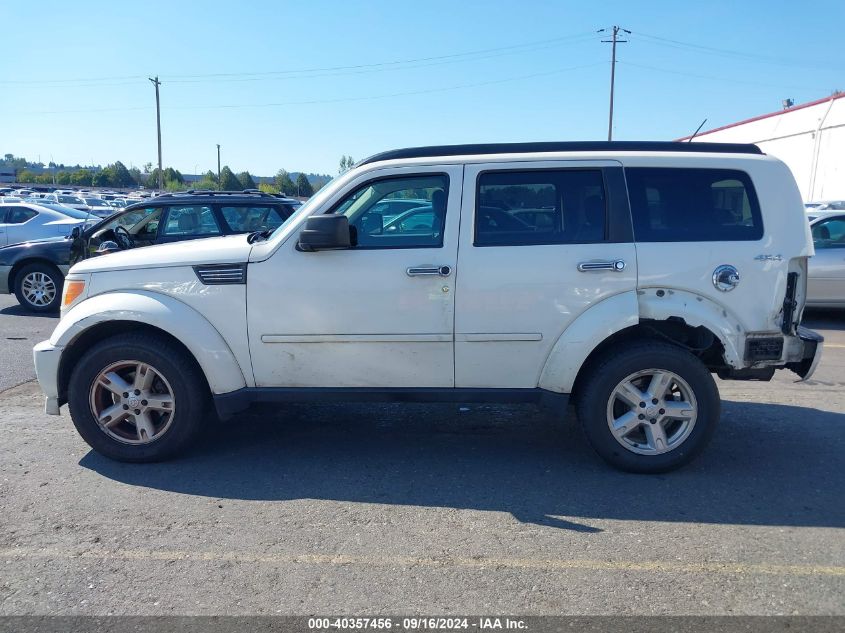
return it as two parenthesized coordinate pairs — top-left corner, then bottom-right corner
(67, 333), (210, 462)
(576, 341), (720, 473)
(14, 262), (62, 313)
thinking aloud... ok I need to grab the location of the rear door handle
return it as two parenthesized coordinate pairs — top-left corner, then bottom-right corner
(407, 265), (452, 277)
(577, 260), (626, 272)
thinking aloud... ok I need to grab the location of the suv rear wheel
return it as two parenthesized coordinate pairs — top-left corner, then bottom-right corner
(576, 341), (720, 473)
(14, 262), (62, 312)
(67, 333), (209, 462)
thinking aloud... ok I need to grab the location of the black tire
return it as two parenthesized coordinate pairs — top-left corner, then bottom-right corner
(576, 341), (720, 473)
(67, 333), (210, 462)
(13, 262), (63, 313)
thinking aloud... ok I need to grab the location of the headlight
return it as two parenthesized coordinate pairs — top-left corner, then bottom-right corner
(62, 279), (86, 309)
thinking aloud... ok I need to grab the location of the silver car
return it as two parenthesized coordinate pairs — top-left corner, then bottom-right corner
(0, 202), (94, 247)
(808, 212), (845, 308)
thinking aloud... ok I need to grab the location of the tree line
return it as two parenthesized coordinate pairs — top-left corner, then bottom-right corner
(6, 153), (332, 197)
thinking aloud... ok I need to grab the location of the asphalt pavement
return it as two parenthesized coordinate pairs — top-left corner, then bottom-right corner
(0, 293), (843, 615)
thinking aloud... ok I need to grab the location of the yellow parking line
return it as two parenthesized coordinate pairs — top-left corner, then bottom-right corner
(825, 344), (845, 349)
(1, 547), (843, 577)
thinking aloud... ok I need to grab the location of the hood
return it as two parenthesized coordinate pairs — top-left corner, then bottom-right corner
(71, 234), (254, 274)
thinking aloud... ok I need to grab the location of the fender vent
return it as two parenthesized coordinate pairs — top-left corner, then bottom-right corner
(194, 263), (247, 285)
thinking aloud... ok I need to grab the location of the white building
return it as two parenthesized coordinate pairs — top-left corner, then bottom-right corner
(680, 93), (845, 202)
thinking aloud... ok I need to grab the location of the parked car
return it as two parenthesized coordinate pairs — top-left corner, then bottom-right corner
(79, 197), (115, 218)
(807, 213), (845, 308)
(0, 202), (94, 247)
(0, 237), (72, 311)
(33, 141), (822, 472)
(1, 190), (301, 312)
(45, 194), (91, 213)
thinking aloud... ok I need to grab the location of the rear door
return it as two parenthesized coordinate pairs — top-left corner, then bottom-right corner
(3, 206), (39, 245)
(454, 161), (637, 388)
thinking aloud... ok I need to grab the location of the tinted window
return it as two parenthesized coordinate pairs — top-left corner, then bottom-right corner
(162, 206), (220, 237)
(331, 174), (449, 249)
(5, 207), (38, 224)
(475, 169), (606, 246)
(221, 205), (290, 233)
(626, 168), (763, 242)
(812, 216), (845, 249)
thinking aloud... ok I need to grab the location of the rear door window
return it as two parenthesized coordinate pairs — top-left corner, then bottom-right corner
(5, 207), (38, 224)
(162, 206), (220, 237)
(625, 168), (763, 242)
(474, 169), (607, 246)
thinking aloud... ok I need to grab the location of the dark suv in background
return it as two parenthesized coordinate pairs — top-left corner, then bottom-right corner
(0, 190), (302, 312)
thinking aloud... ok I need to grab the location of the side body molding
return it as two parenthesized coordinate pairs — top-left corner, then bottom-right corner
(51, 291), (247, 394)
(539, 291), (639, 393)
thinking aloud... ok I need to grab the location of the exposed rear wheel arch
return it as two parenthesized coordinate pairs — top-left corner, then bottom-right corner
(568, 320), (725, 406)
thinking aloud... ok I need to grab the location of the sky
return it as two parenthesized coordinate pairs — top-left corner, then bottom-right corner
(2, 0), (843, 177)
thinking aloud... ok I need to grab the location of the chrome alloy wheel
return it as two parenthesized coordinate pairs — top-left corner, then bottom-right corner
(605, 369), (698, 455)
(21, 272), (56, 307)
(89, 361), (176, 444)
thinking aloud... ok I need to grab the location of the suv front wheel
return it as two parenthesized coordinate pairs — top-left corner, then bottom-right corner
(67, 333), (209, 462)
(576, 341), (720, 473)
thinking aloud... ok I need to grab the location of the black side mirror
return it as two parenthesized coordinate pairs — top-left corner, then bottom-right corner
(297, 215), (352, 251)
(70, 226), (81, 240)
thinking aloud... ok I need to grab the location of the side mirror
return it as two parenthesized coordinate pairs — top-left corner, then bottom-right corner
(70, 226), (81, 240)
(297, 215), (352, 251)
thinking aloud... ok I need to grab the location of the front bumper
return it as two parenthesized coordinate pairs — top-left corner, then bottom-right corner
(788, 326), (824, 381)
(33, 339), (62, 415)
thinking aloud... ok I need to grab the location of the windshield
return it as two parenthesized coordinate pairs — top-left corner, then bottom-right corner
(58, 195), (83, 204)
(38, 203), (93, 219)
(83, 198), (104, 205)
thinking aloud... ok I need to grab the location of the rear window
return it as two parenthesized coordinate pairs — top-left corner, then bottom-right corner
(625, 168), (763, 242)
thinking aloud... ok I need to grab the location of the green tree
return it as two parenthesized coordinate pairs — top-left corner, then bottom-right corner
(106, 161), (135, 187)
(219, 166), (242, 190)
(16, 169), (36, 183)
(258, 182), (279, 194)
(274, 169), (295, 195)
(128, 167), (143, 186)
(92, 171), (112, 187)
(295, 172), (314, 197)
(237, 171), (257, 189)
(338, 155), (355, 174)
(70, 169), (92, 186)
(55, 171), (72, 185)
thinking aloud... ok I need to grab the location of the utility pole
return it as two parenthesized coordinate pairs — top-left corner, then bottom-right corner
(216, 144), (221, 190)
(600, 26), (630, 141)
(149, 76), (163, 191)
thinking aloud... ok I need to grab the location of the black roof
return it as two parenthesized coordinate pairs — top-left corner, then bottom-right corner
(124, 189), (300, 210)
(360, 141), (763, 165)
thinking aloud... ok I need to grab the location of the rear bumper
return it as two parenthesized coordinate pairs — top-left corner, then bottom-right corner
(787, 326), (824, 381)
(33, 339), (62, 415)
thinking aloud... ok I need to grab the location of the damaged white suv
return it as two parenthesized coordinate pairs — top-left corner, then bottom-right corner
(33, 142), (822, 472)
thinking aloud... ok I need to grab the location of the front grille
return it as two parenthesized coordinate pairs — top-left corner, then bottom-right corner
(193, 263), (247, 285)
(745, 337), (784, 361)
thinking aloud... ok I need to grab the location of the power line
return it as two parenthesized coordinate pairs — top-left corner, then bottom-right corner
(0, 31), (594, 87)
(9, 62), (607, 116)
(632, 31), (845, 72)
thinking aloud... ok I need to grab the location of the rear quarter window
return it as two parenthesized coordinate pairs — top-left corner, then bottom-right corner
(625, 168), (763, 242)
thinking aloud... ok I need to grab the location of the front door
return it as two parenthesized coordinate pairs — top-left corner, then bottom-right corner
(247, 166), (463, 388)
(454, 161), (638, 388)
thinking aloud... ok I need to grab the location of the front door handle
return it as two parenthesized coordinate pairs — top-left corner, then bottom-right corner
(577, 260), (626, 273)
(407, 265), (452, 277)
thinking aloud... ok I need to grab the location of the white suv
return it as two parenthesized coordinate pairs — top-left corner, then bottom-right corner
(33, 142), (823, 472)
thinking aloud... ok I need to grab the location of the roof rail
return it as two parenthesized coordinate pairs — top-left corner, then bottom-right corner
(360, 141), (764, 165)
(153, 189), (276, 198)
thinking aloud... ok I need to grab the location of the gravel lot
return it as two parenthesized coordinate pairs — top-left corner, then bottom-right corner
(1, 293), (843, 615)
